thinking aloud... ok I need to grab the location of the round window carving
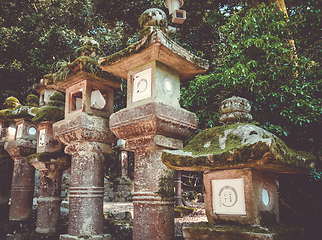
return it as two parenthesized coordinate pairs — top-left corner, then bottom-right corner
(28, 127), (37, 135)
(262, 188), (269, 206)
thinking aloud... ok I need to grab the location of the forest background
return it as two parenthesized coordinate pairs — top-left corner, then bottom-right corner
(1, 0), (321, 238)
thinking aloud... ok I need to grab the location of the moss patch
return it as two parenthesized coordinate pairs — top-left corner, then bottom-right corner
(155, 170), (174, 199)
(174, 206), (196, 218)
(26, 152), (70, 164)
(162, 123), (316, 173)
(183, 222), (304, 240)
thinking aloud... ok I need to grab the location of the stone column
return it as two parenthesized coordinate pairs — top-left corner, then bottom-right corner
(54, 113), (116, 240)
(174, 170), (182, 206)
(29, 159), (70, 233)
(116, 139), (128, 177)
(110, 103), (197, 240)
(4, 139), (36, 221)
(0, 143), (14, 222)
(125, 136), (183, 240)
(66, 142), (109, 238)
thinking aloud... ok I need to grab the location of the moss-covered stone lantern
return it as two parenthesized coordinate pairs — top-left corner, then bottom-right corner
(100, 8), (208, 240)
(3, 95), (39, 221)
(50, 40), (120, 240)
(27, 91), (70, 234)
(162, 96), (316, 239)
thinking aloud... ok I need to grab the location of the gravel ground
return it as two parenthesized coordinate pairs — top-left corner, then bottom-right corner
(103, 201), (207, 237)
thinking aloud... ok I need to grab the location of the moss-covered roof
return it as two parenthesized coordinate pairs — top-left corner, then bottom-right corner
(100, 28), (209, 81)
(32, 91), (64, 124)
(0, 97), (21, 120)
(161, 123), (317, 174)
(3, 95), (39, 120)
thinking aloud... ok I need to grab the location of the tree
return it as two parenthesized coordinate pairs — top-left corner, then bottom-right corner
(0, 0), (106, 105)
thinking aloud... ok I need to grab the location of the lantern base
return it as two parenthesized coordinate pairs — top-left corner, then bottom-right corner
(182, 223), (304, 240)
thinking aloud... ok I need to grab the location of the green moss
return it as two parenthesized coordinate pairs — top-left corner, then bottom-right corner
(32, 91), (64, 123)
(161, 123), (317, 172)
(184, 223), (304, 240)
(259, 211), (278, 227)
(155, 170), (174, 199)
(4, 105), (39, 119)
(26, 152), (71, 164)
(3, 96), (21, 109)
(25, 94), (39, 107)
(50, 91), (64, 102)
(174, 206), (196, 218)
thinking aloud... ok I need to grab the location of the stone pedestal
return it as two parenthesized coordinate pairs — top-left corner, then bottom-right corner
(29, 157), (70, 233)
(54, 113), (116, 240)
(110, 102), (197, 240)
(4, 139), (36, 221)
(0, 142), (14, 222)
(182, 223), (304, 240)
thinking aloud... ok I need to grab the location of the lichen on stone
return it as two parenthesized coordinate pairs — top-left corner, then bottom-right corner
(161, 123), (317, 173)
(26, 151), (71, 164)
(155, 170), (174, 199)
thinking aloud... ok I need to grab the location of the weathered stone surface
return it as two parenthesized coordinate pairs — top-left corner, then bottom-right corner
(58, 141), (111, 239)
(8, 158), (35, 221)
(182, 222), (304, 240)
(138, 8), (168, 31)
(4, 138), (37, 158)
(53, 112), (117, 146)
(4, 133), (36, 221)
(110, 101), (197, 141)
(100, 28), (209, 81)
(220, 96), (251, 114)
(35, 121), (62, 153)
(0, 145), (13, 222)
(204, 169), (279, 226)
(162, 123), (316, 173)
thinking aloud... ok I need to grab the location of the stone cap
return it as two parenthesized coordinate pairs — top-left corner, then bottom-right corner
(53, 71), (121, 92)
(100, 28), (209, 81)
(161, 123), (317, 174)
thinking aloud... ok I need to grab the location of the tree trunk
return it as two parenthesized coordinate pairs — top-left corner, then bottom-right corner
(248, 0), (287, 16)
(248, 0), (297, 60)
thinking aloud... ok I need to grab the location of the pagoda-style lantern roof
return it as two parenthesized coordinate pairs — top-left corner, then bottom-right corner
(100, 9), (209, 81)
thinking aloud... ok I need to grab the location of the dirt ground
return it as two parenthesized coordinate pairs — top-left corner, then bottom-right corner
(103, 201), (207, 237)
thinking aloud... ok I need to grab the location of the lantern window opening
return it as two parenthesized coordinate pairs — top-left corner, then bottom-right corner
(90, 88), (108, 112)
(71, 91), (83, 111)
(39, 94), (45, 106)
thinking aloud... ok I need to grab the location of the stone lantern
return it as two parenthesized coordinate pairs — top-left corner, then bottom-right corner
(4, 95), (39, 221)
(161, 96), (316, 239)
(100, 8), (208, 240)
(33, 79), (57, 107)
(51, 40), (120, 240)
(27, 91), (70, 234)
(0, 97), (18, 222)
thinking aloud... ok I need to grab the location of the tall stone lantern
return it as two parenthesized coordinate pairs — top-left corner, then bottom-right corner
(4, 95), (39, 221)
(0, 97), (18, 222)
(52, 40), (120, 240)
(27, 91), (70, 234)
(100, 8), (209, 240)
